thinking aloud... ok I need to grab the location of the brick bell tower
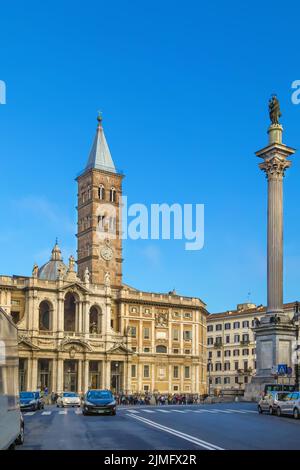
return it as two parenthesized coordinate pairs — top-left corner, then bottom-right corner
(76, 114), (124, 288)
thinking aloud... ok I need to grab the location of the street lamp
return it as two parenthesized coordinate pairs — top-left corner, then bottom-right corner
(208, 358), (212, 396)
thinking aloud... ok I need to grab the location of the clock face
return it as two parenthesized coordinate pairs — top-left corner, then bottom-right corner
(100, 246), (113, 261)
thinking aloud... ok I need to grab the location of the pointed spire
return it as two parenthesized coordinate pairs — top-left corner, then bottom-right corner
(85, 114), (116, 173)
(51, 240), (62, 261)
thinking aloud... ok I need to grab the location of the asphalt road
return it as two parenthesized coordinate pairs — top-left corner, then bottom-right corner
(18, 402), (300, 450)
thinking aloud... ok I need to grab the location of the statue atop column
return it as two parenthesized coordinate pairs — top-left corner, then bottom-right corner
(68, 255), (76, 272)
(269, 95), (281, 125)
(84, 266), (90, 285)
(32, 263), (39, 278)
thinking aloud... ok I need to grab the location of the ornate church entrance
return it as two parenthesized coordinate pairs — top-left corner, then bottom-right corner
(111, 361), (124, 394)
(64, 360), (78, 392)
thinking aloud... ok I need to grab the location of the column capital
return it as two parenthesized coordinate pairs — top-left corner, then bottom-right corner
(259, 156), (291, 180)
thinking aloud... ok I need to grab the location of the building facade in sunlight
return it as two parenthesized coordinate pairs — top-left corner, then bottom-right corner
(0, 116), (207, 396)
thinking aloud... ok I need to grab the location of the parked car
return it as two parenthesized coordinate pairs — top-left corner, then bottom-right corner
(258, 391), (289, 414)
(82, 390), (116, 416)
(20, 391), (44, 411)
(276, 392), (300, 419)
(0, 307), (24, 449)
(56, 392), (81, 408)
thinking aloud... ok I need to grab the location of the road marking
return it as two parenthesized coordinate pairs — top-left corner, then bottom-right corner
(24, 412), (36, 416)
(211, 410), (232, 414)
(142, 409), (155, 413)
(127, 414), (224, 450)
(75, 408), (82, 414)
(127, 409), (140, 414)
(41, 411), (52, 415)
(172, 410), (186, 413)
(225, 409), (250, 414)
(156, 409), (171, 413)
(59, 410), (67, 415)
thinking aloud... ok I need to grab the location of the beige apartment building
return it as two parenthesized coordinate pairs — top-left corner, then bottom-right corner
(0, 116), (207, 396)
(207, 302), (296, 395)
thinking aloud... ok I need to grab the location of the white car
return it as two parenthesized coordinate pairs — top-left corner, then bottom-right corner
(56, 392), (81, 408)
(276, 392), (300, 419)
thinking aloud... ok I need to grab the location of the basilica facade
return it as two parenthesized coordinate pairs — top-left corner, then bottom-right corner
(0, 116), (207, 396)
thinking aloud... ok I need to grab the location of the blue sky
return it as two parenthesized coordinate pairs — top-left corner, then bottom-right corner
(1, 0), (300, 312)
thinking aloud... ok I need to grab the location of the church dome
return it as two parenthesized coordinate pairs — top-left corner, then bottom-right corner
(38, 242), (68, 281)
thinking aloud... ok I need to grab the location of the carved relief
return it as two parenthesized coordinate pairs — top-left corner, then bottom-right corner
(155, 311), (168, 327)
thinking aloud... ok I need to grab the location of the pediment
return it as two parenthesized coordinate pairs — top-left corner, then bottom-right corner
(59, 337), (93, 352)
(18, 335), (40, 351)
(59, 282), (90, 294)
(107, 343), (133, 355)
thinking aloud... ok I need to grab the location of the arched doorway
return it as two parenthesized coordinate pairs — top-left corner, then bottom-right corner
(64, 293), (76, 332)
(39, 300), (52, 331)
(89, 305), (101, 334)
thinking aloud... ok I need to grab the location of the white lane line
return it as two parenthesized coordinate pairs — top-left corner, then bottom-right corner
(225, 409), (250, 414)
(59, 410), (67, 415)
(172, 410), (187, 413)
(41, 411), (52, 416)
(211, 410), (232, 414)
(142, 409), (155, 413)
(127, 414), (224, 450)
(127, 409), (140, 414)
(24, 412), (36, 416)
(156, 409), (171, 413)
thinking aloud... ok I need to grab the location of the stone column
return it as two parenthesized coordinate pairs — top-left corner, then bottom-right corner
(57, 358), (64, 394)
(245, 110), (297, 400)
(83, 359), (89, 392)
(31, 358), (38, 390)
(77, 359), (82, 394)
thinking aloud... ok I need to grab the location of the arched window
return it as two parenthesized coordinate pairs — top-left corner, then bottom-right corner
(89, 305), (101, 334)
(39, 300), (52, 331)
(110, 187), (116, 203)
(64, 293), (76, 332)
(98, 185), (105, 200)
(156, 345), (167, 354)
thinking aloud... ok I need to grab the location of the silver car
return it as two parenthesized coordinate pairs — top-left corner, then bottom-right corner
(258, 391), (289, 415)
(276, 392), (300, 419)
(56, 392), (81, 408)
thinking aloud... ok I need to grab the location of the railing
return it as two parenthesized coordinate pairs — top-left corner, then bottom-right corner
(240, 340), (250, 346)
(214, 342), (222, 348)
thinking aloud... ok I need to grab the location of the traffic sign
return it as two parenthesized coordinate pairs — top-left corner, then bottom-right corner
(277, 364), (288, 375)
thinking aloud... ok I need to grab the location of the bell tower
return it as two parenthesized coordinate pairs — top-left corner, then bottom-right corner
(76, 115), (124, 288)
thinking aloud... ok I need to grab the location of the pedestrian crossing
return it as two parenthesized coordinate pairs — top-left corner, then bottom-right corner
(23, 407), (257, 418)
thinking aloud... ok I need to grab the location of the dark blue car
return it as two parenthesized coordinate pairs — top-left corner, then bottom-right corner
(82, 390), (116, 416)
(20, 391), (44, 411)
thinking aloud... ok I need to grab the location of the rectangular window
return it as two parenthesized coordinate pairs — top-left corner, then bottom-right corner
(217, 350), (221, 358)
(235, 376), (239, 384)
(224, 362), (230, 371)
(143, 327), (150, 339)
(184, 366), (190, 378)
(143, 365), (150, 378)
(215, 362), (222, 371)
(207, 325), (214, 332)
(130, 326), (137, 338)
(242, 349), (249, 355)
(244, 376), (248, 384)
(208, 351), (212, 359)
(144, 385), (150, 391)
(233, 349), (240, 356)
(234, 334), (240, 343)
(242, 334), (249, 342)
(224, 323), (231, 330)
(233, 322), (240, 329)
(184, 349), (191, 355)
(173, 329), (179, 341)
(207, 337), (213, 345)
(173, 348), (179, 354)
(143, 347), (150, 353)
(216, 324), (222, 331)
(225, 350), (231, 357)
(242, 320), (249, 328)
(173, 366), (179, 379)
(184, 312), (192, 318)
(234, 361), (239, 371)
(224, 377), (230, 384)
(183, 330), (192, 341)
(215, 377), (221, 385)
(131, 365), (136, 378)
(225, 335), (230, 344)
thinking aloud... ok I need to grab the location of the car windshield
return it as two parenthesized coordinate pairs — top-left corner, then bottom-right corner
(20, 392), (35, 399)
(63, 392), (78, 397)
(277, 392), (289, 400)
(87, 391), (112, 400)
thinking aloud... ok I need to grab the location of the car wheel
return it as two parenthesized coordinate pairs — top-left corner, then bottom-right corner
(258, 405), (263, 414)
(56, 404), (59, 407)
(15, 423), (24, 446)
(293, 408), (299, 419)
(277, 407), (282, 417)
(269, 407), (273, 415)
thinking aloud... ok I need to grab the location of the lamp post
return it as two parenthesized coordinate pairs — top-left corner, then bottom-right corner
(208, 358), (212, 396)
